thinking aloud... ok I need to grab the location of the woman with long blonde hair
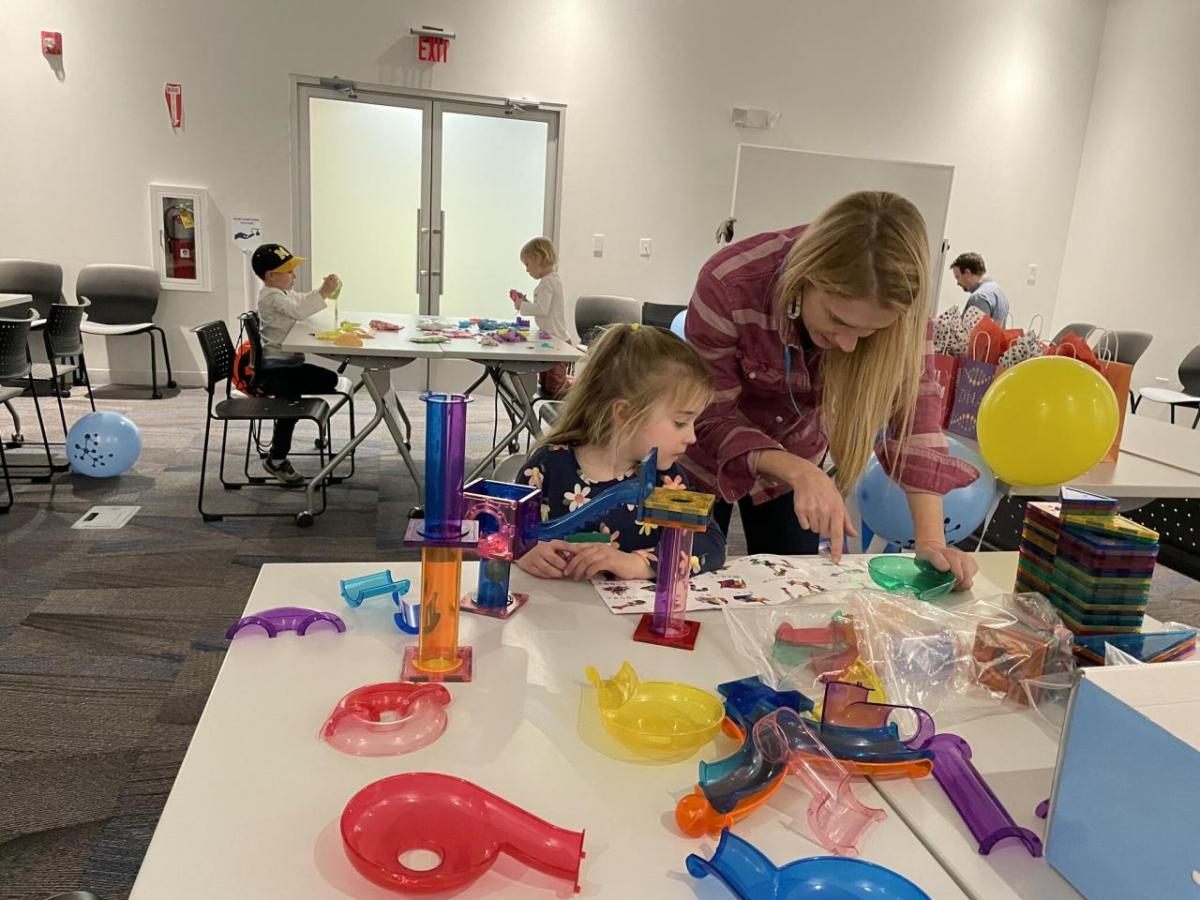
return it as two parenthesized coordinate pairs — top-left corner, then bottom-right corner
(682, 190), (979, 588)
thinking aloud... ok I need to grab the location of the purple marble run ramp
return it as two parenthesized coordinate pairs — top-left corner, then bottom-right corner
(923, 733), (1043, 856)
(226, 606), (345, 640)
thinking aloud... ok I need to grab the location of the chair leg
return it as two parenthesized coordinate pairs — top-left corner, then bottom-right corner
(148, 331), (161, 399)
(1170, 404), (1176, 425)
(198, 415), (220, 520)
(28, 374), (58, 476)
(156, 326), (177, 389)
(1129, 391), (1140, 414)
(2, 400), (22, 446)
(218, 420), (236, 488)
(48, 355), (70, 442)
(0, 435), (13, 512)
(1193, 408), (1200, 430)
(80, 353), (96, 411)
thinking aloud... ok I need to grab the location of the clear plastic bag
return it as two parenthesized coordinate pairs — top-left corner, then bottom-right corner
(1104, 642), (1146, 667)
(723, 590), (1076, 727)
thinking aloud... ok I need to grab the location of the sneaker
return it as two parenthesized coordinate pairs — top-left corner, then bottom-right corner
(263, 457), (305, 487)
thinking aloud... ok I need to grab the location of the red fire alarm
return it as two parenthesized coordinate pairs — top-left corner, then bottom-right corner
(41, 31), (63, 55)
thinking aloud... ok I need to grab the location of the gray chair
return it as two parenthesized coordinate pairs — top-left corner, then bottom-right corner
(0, 309), (55, 488)
(574, 295), (641, 347)
(641, 301), (686, 330)
(1092, 330), (1153, 367)
(77, 264), (175, 398)
(0, 258), (64, 324)
(492, 453), (526, 484)
(1051, 322), (1097, 344)
(1136, 344), (1200, 427)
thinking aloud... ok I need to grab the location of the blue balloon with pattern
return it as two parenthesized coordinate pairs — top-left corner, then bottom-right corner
(67, 411), (143, 478)
(855, 435), (996, 548)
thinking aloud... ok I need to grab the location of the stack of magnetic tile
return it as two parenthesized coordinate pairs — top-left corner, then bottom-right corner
(1015, 488), (1159, 638)
(1073, 627), (1196, 665)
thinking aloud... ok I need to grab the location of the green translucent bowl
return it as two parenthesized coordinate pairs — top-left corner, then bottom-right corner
(868, 555), (957, 601)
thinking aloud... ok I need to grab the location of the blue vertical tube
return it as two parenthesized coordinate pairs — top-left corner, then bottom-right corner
(421, 392), (470, 540)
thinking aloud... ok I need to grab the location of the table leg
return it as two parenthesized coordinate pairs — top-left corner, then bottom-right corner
(299, 365), (424, 520)
(465, 369), (539, 482)
(507, 370), (544, 441)
(362, 368), (424, 506)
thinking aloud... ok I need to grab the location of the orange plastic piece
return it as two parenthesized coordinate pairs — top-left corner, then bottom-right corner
(792, 750), (933, 780)
(413, 547), (463, 675)
(675, 776), (786, 838)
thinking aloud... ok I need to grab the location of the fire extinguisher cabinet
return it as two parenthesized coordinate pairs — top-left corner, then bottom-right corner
(149, 184), (211, 292)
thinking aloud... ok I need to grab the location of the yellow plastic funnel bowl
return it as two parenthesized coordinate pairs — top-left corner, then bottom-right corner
(584, 662), (724, 760)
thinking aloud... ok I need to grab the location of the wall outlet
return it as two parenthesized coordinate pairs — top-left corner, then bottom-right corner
(592, 234), (604, 258)
(1026, 264), (1039, 286)
(639, 238), (652, 258)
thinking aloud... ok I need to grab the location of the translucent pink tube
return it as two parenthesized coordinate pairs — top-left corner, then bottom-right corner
(320, 682), (451, 757)
(753, 708), (886, 857)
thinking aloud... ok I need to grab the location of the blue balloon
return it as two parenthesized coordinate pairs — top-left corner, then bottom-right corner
(67, 411), (142, 477)
(670, 309), (687, 341)
(855, 435), (997, 548)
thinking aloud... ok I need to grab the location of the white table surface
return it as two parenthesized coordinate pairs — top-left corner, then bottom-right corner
(281, 310), (446, 359)
(282, 309), (585, 365)
(870, 552), (1085, 900)
(131, 555), (979, 899)
(0, 292), (33, 310)
(955, 429), (1200, 501)
(1119, 413), (1200, 477)
(438, 334), (583, 365)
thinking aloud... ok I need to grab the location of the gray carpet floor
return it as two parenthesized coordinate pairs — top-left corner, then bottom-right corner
(0, 383), (1197, 900)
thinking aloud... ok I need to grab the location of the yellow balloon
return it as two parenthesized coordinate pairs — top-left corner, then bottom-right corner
(977, 356), (1118, 485)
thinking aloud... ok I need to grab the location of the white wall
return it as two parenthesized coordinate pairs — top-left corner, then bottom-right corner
(1054, 0), (1200, 407)
(1, 0), (1107, 383)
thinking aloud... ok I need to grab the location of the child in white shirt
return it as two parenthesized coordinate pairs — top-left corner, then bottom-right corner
(251, 242), (341, 486)
(512, 237), (572, 398)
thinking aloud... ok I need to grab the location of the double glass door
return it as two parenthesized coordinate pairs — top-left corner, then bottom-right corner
(297, 83), (561, 323)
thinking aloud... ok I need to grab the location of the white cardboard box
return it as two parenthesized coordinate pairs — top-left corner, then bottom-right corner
(1046, 660), (1200, 899)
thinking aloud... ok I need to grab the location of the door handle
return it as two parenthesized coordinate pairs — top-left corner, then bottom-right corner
(415, 208), (429, 294)
(436, 211), (446, 295)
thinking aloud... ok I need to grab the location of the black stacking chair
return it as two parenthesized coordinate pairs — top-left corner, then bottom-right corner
(641, 301), (686, 330)
(38, 299), (96, 441)
(192, 320), (331, 522)
(77, 264), (175, 398)
(0, 310), (58, 486)
(236, 311), (357, 482)
(1135, 343), (1200, 426)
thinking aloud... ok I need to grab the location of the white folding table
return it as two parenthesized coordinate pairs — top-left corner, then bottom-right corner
(281, 310), (444, 525)
(130, 555), (991, 899)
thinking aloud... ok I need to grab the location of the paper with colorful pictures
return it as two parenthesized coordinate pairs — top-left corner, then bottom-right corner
(591, 554), (877, 614)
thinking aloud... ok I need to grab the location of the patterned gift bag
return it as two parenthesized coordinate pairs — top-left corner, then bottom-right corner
(947, 358), (1003, 440)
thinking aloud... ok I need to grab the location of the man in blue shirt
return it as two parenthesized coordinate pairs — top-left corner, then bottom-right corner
(950, 252), (1010, 323)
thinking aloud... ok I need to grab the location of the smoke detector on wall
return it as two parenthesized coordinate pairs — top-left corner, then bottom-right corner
(732, 107), (780, 129)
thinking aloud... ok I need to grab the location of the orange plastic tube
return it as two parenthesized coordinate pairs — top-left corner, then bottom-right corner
(414, 547), (463, 675)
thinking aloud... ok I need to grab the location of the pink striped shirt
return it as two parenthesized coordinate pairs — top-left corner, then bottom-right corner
(680, 226), (978, 505)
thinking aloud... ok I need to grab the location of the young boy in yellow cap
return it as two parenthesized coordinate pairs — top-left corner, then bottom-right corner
(251, 242), (341, 486)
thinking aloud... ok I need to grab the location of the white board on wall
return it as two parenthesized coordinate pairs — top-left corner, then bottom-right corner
(728, 144), (955, 307)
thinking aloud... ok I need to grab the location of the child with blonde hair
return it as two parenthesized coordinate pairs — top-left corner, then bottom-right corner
(515, 324), (726, 581)
(512, 236), (572, 397)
